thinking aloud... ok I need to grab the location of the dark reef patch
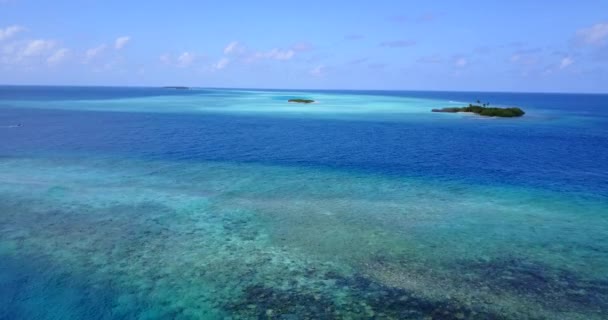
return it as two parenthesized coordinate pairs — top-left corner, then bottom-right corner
(221, 216), (260, 241)
(227, 284), (337, 319)
(461, 257), (608, 314)
(339, 275), (508, 320)
(226, 273), (510, 319)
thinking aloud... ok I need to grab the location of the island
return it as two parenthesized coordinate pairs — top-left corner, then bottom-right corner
(163, 86), (190, 90)
(288, 98), (315, 104)
(432, 102), (525, 117)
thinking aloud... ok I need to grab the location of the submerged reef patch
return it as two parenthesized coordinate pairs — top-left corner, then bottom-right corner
(225, 273), (511, 319)
(460, 257), (608, 315)
(1, 158), (607, 319)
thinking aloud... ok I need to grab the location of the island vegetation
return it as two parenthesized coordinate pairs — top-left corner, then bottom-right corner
(288, 99), (315, 104)
(163, 86), (190, 90)
(432, 101), (525, 117)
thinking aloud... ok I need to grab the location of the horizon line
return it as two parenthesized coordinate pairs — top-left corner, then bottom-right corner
(1, 83), (607, 96)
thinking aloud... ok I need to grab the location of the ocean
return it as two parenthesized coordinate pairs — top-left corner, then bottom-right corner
(1, 86), (607, 319)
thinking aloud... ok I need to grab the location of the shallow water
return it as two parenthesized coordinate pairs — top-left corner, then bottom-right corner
(1, 86), (608, 319)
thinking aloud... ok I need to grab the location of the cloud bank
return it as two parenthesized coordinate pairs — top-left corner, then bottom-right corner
(114, 36), (130, 50)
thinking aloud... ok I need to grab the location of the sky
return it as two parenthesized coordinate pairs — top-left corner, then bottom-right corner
(1, 0), (607, 92)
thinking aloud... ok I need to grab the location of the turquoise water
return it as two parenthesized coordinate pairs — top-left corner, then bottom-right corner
(1, 86), (608, 319)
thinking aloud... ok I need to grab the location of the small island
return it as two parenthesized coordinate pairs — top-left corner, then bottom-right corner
(432, 102), (525, 117)
(288, 98), (315, 104)
(163, 86), (190, 90)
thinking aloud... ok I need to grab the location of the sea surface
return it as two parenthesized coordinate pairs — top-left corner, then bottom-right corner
(1, 86), (607, 319)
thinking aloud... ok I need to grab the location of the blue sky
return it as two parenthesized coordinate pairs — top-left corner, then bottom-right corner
(1, 0), (607, 92)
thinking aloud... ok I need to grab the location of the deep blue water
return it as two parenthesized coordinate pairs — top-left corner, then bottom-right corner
(2, 87), (607, 197)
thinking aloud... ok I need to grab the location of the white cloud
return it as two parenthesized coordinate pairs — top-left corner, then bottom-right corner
(159, 54), (171, 64)
(310, 65), (326, 77)
(0, 38), (66, 67)
(224, 41), (245, 55)
(177, 51), (195, 67)
(510, 53), (538, 66)
(251, 48), (295, 61)
(47, 48), (69, 65)
(159, 52), (199, 67)
(114, 36), (130, 50)
(213, 57), (230, 70)
(454, 57), (468, 67)
(576, 22), (608, 46)
(268, 49), (295, 60)
(559, 57), (574, 69)
(242, 46), (298, 63)
(0, 25), (24, 41)
(85, 44), (106, 61)
(235, 44), (306, 63)
(22, 39), (55, 56)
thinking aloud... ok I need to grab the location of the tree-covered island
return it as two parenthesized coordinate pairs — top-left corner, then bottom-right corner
(432, 102), (525, 117)
(288, 99), (315, 104)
